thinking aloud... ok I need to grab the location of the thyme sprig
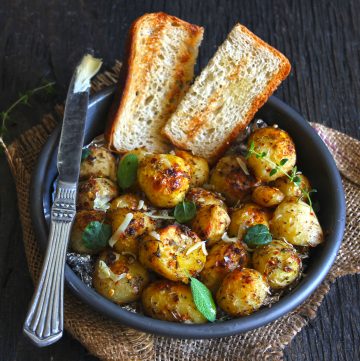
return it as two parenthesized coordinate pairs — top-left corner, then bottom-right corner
(246, 141), (317, 209)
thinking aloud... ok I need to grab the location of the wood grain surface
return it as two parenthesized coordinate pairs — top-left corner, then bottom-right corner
(0, 0), (359, 360)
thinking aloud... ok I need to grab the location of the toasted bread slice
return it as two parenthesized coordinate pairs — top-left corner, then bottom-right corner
(163, 24), (291, 162)
(105, 13), (204, 153)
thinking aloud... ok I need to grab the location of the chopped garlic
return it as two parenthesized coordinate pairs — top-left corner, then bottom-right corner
(236, 157), (250, 175)
(108, 213), (134, 247)
(221, 232), (238, 243)
(186, 241), (207, 256)
(149, 231), (161, 241)
(137, 200), (145, 210)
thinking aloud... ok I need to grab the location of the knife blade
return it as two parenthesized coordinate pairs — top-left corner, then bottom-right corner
(23, 54), (102, 347)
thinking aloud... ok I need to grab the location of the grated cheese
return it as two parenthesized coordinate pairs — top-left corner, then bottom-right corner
(98, 260), (127, 282)
(144, 211), (175, 220)
(221, 232), (238, 243)
(149, 231), (161, 241)
(108, 213), (134, 247)
(201, 242), (208, 256)
(186, 241), (207, 256)
(93, 193), (111, 211)
(137, 200), (145, 210)
(236, 157), (250, 175)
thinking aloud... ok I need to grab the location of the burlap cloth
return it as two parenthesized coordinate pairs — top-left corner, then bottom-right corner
(6, 63), (360, 360)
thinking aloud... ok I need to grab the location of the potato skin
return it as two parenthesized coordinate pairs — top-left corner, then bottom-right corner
(109, 208), (155, 255)
(80, 146), (117, 181)
(216, 268), (269, 316)
(210, 155), (260, 205)
(270, 198), (323, 247)
(252, 240), (301, 289)
(70, 210), (109, 254)
(175, 149), (209, 187)
(228, 203), (270, 239)
(93, 250), (149, 305)
(272, 174), (310, 198)
(200, 241), (249, 293)
(139, 225), (206, 283)
(77, 177), (119, 210)
(185, 187), (226, 210)
(142, 280), (206, 323)
(137, 154), (191, 208)
(247, 127), (296, 182)
(109, 193), (143, 212)
(191, 205), (231, 246)
(252, 186), (285, 208)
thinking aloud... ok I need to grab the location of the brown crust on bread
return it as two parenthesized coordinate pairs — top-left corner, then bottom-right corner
(105, 13), (204, 153)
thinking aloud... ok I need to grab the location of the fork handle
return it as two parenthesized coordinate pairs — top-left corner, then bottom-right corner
(23, 181), (76, 347)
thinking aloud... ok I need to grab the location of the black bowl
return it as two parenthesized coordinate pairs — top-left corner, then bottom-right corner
(30, 86), (346, 338)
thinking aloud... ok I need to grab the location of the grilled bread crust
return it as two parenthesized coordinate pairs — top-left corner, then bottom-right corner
(163, 24), (291, 163)
(105, 13), (204, 153)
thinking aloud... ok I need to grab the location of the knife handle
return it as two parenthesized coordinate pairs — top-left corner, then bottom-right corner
(23, 181), (76, 347)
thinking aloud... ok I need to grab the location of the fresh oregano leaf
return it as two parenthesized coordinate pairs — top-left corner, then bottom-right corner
(293, 176), (302, 187)
(270, 168), (277, 176)
(243, 224), (272, 247)
(190, 277), (216, 322)
(246, 141), (255, 159)
(81, 148), (91, 161)
(82, 221), (112, 250)
(174, 200), (196, 223)
(117, 153), (138, 189)
(279, 158), (288, 166)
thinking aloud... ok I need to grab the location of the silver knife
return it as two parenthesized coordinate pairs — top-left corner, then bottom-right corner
(23, 54), (102, 347)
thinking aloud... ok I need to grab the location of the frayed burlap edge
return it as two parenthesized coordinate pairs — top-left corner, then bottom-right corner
(5, 62), (360, 361)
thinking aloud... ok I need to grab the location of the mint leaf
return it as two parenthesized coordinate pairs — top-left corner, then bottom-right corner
(190, 277), (216, 322)
(174, 201), (196, 223)
(117, 153), (138, 189)
(243, 224), (272, 247)
(82, 221), (112, 251)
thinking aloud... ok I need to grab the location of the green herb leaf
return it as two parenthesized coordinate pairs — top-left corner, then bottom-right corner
(243, 224), (272, 247)
(246, 141), (255, 159)
(117, 153), (139, 189)
(279, 158), (288, 166)
(174, 200), (196, 223)
(293, 176), (301, 187)
(270, 168), (278, 176)
(82, 221), (112, 250)
(81, 148), (91, 161)
(190, 277), (216, 322)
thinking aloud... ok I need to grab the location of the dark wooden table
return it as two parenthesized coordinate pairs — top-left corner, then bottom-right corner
(0, 0), (359, 360)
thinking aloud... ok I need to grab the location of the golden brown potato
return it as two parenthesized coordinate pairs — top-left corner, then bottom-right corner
(185, 187), (226, 210)
(251, 186), (285, 208)
(142, 280), (206, 323)
(80, 146), (117, 181)
(228, 203), (270, 240)
(139, 225), (206, 283)
(93, 250), (149, 305)
(70, 210), (109, 254)
(109, 194), (144, 212)
(247, 127), (296, 182)
(252, 240), (301, 289)
(137, 154), (191, 208)
(209, 155), (260, 205)
(216, 268), (269, 316)
(272, 174), (310, 198)
(109, 208), (155, 255)
(175, 149), (209, 187)
(191, 205), (231, 246)
(77, 177), (119, 210)
(270, 198), (323, 247)
(200, 241), (249, 293)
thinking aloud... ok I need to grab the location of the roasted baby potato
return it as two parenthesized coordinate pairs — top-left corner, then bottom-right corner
(80, 146), (117, 181)
(142, 280), (206, 323)
(210, 155), (260, 205)
(77, 177), (119, 211)
(70, 210), (109, 254)
(216, 268), (269, 316)
(109, 208), (155, 255)
(109, 193), (144, 212)
(200, 241), (249, 293)
(228, 203), (270, 239)
(137, 154), (191, 208)
(270, 198), (323, 247)
(175, 149), (209, 187)
(185, 187), (226, 210)
(191, 205), (231, 246)
(272, 174), (310, 198)
(251, 186), (285, 208)
(247, 127), (296, 182)
(139, 225), (206, 283)
(252, 239), (301, 289)
(93, 250), (149, 305)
